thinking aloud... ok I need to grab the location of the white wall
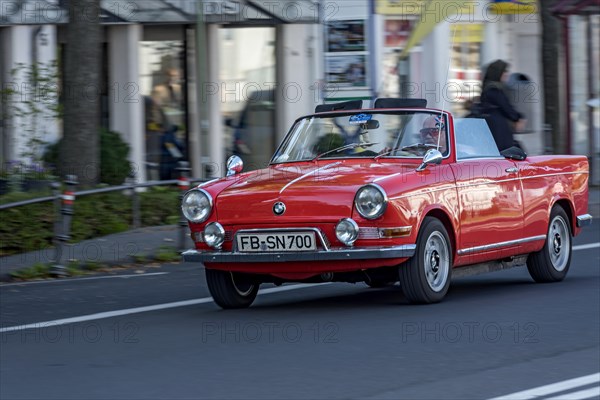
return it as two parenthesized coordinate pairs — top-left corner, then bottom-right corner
(1, 25), (60, 165)
(276, 24), (321, 143)
(108, 25), (146, 182)
(495, 14), (543, 155)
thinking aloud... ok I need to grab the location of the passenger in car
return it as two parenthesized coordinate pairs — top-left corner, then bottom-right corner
(480, 59), (526, 151)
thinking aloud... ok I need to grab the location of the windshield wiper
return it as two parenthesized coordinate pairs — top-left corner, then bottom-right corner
(374, 147), (397, 160)
(312, 142), (378, 161)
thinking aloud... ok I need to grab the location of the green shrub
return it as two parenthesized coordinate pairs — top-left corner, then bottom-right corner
(43, 129), (132, 185)
(71, 192), (133, 241)
(0, 192), (55, 256)
(100, 129), (132, 185)
(0, 187), (180, 256)
(140, 187), (181, 226)
(154, 245), (181, 263)
(10, 262), (51, 280)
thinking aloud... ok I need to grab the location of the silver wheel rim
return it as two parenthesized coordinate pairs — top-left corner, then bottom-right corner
(424, 231), (450, 292)
(230, 272), (255, 297)
(548, 215), (570, 272)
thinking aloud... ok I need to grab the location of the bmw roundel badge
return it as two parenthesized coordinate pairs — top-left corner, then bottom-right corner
(273, 202), (286, 216)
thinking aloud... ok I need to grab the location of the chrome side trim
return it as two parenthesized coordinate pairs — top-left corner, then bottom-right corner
(233, 228), (331, 252)
(182, 245), (417, 264)
(457, 235), (546, 256)
(520, 171), (589, 180)
(577, 214), (593, 228)
(455, 177), (521, 189)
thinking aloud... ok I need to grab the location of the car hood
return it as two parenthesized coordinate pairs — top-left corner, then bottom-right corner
(215, 161), (411, 225)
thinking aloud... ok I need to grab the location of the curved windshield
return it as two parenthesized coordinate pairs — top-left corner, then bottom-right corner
(271, 111), (449, 163)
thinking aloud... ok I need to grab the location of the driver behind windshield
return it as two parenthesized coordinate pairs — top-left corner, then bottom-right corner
(420, 115), (448, 155)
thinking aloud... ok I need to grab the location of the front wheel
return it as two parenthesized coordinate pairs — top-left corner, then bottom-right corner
(206, 269), (259, 309)
(527, 206), (572, 283)
(399, 217), (452, 304)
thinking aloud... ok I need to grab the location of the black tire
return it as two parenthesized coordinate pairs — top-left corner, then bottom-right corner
(206, 269), (259, 309)
(399, 217), (452, 304)
(527, 206), (572, 283)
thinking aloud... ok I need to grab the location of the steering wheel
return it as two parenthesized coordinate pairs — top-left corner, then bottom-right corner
(400, 143), (439, 155)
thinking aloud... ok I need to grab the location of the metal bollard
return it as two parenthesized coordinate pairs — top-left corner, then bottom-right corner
(51, 181), (62, 255)
(128, 172), (141, 229)
(50, 175), (78, 277)
(177, 161), (191, 252)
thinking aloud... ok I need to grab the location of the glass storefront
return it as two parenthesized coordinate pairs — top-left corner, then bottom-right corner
(219, 27), (276, 171)
(139, 40), (187, 180)
(569, 15), (600, 184)
(450, 24), (483, 116)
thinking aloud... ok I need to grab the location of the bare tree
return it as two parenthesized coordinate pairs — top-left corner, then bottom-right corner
(60, 0), (101, 186)
(540, 0), (565, 154)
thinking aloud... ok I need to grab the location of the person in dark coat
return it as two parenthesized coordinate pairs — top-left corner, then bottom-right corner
(480, 60), (526, 152)
(160, 125), (184, 180)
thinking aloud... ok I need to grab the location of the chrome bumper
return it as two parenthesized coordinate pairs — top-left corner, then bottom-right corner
(577, 214), (593, 228)
(182, 245), (416, 263)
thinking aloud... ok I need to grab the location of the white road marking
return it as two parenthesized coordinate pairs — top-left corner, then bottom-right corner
(0, 272), (169, 287)
(573, 243), (600, 251)
(488, 373), (600, 400)
(1, 241), (598, 333)
(0, 283), (332, 333)
(545, 386), (600, 400)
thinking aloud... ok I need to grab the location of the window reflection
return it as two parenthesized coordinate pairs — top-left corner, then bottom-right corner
(140, 40), (186, 180)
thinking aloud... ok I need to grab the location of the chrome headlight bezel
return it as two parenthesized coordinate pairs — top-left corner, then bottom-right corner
(181, 189), (213, 223)
(354, 184), (388, 220)
(203, 222), (225, 249)
(335, 218), (359, 247)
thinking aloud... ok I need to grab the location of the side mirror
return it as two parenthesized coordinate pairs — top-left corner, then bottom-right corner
(226, 155), (244, 176)
(416, 149), (443, 172)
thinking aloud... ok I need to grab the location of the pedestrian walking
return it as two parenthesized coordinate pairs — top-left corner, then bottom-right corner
(480, 59), (527, 152)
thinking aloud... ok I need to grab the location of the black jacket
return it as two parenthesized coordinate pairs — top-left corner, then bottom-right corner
(480, 86), (523, 152)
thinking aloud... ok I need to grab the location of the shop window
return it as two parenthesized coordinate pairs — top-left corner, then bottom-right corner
(139, 40), (186, 180)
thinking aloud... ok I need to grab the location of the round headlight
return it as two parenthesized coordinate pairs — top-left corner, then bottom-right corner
(182, 189), (213, 223)
(355, 184), (388, 220)
(336, 218), (359, 247)
(203, 222), (225, 249)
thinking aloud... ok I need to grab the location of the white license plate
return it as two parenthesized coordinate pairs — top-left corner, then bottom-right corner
(236, 232), (317, 253)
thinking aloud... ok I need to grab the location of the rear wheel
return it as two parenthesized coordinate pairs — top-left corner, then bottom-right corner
(527, 206), (572, 283)
(399, 217), (452, 304)
(206, 269), (259, 309)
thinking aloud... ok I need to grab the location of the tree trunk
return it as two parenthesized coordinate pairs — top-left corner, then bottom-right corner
(60, 0), (101, 186)
(540, 0), (565, 154)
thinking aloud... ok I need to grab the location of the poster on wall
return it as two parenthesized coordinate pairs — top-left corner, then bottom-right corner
(326, 20), (366, 53)
(325, 54), (368, 89)
(384, 19), (413, 48)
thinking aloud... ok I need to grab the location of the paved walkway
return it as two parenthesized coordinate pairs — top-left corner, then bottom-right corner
(1, 188), (598, 281)
(0, 225), (194, 281)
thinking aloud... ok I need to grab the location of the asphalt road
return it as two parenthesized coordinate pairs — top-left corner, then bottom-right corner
(1, 229), (599, 400)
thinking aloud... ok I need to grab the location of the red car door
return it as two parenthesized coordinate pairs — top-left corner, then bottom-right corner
(451, 158), (524, 266)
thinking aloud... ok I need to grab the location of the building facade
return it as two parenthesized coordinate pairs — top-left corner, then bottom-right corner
(1, 0), (598, 183)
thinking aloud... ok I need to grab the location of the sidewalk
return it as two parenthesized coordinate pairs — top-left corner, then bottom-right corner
(0, 225), (194, 281)
(1, 188), (598, 281)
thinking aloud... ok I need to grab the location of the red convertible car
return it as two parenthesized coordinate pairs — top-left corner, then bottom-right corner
(182, 99), (592, 309)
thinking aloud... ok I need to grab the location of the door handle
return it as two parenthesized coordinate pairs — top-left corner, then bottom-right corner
(505, 167), (519, 174)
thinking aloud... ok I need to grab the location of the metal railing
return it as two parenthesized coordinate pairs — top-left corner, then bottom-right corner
(1, 162), (207, 276)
